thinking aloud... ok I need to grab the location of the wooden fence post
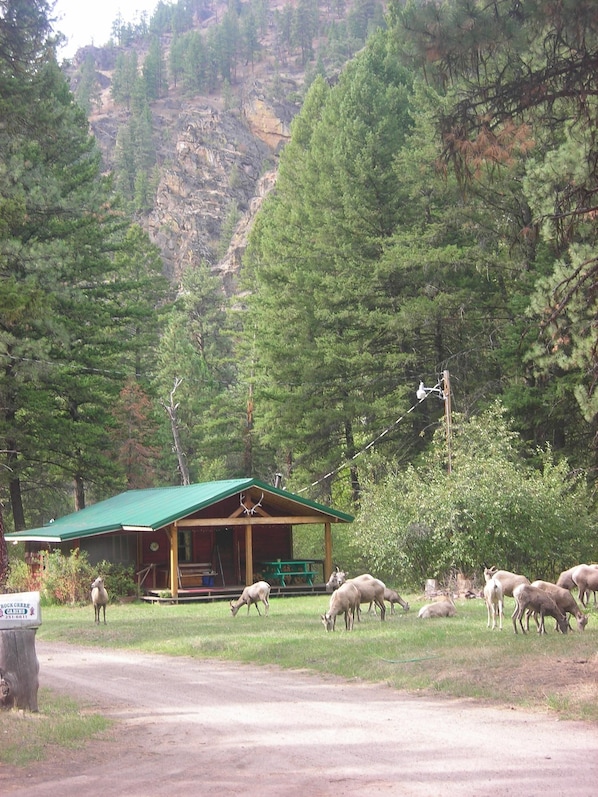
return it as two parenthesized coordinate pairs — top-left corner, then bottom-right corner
(0, 592), (41, 712)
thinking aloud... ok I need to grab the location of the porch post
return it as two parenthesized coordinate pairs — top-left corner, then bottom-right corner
(169, 522), (179, 599)
(324, 522), (332, 581)
(245, 524), (253, 585)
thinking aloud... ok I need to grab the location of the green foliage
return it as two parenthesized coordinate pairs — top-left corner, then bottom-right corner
(143, 36), (167, 100)
(388, 0), (598, 435)
(39, 549), (94, 605)
(28, 551), (136, 604)
(94, 559), (138, 598)
(244, 35), (418, 494)
(74, 53), (102, 115)
(111, 51), (138, 108)
(353, 403), (597, 589)
(3, 556), (32, 593)
(154, 263), (242, 481)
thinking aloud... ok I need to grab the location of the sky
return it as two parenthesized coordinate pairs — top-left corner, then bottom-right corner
(53, 1), (160, 59)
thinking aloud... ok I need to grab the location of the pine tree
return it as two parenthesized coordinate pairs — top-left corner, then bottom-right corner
(0, 2), (170, 526)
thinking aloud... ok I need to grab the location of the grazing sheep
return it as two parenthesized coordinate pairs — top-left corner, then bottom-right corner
(531, 580), (588, 632)
(91, 576), (108, 625)
(571, 564), (598, 608)
(230, 580), (271, 617)
(483, 574), (504, 631)
(368, 587), (410, 616)
(326, 571), (387, 621)
(417, 596), (456, 619)
(483, 566), (530, 598)
(321, 582), (360, 632)
(512, 584), (568, 635)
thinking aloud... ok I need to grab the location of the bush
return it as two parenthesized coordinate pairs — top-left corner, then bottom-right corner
(40, 549), (94, 605)
(94, 560), (138, 599)
(3, 548), (139, 603)
(3, 557), (34, 593)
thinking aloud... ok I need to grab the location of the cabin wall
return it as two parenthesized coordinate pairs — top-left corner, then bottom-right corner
(80, 534), (137, 566)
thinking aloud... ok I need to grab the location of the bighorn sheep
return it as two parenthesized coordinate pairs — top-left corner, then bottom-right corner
(91, 576), (108, 625)
(512, 584), (568, 635)
(531, 580), (588, 632)
(325, 569), (386, 621)
(417, 596), (456, 619)
(483, 572), (504, 631)
(325, 566), (346, 593)
(571, 564), (598, 608)
(321, 581), (360, 632)
(230, 580), (271, 616)
(483, 566), (530, 598)
(368, 587), (410, 616)
(556, 565), (581, 591)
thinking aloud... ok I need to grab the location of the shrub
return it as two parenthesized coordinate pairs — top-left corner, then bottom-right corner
(39, 549), (94, 605)
(94, 560), (138, 599)
(3, 557), (33, 593)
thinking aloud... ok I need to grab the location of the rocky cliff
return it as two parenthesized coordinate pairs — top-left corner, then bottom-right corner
(66, 0), (381, 292)
(69, 3), (324, 293)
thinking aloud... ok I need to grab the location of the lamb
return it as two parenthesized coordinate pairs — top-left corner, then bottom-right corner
(512, 583), (568, 635)
(531, 580), (588, 632)
(91, 576), (108, 625)
(571, 564), (598, 608)
(321, 581), (360, 632)
(417, 596), (456, 619)
(230, 580), (271, 617)
(368, 587), (410, 616)
(483, 566), (530, 598)
(483, 573), (504, 631)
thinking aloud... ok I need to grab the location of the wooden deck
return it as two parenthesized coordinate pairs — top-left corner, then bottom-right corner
(142, 582), (329, 604)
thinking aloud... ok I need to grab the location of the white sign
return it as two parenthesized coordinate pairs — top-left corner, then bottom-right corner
(0, 591), (42, 629)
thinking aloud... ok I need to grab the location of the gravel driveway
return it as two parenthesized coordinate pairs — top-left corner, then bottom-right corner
(2, 640), (597, 796)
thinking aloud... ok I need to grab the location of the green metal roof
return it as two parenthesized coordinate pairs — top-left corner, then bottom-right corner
(5, 479), (353, 543)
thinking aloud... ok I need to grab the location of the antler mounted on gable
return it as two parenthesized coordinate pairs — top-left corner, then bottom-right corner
(240, 492), (265, 515)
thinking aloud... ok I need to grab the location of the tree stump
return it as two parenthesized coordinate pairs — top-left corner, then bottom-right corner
(0, 628), (39, 711)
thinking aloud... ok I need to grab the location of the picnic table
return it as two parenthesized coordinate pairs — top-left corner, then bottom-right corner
(259, 560), (318, 587)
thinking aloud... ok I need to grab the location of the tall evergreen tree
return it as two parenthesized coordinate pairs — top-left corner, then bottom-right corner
(244, 34), (416, 500)
(143, 35), (167, 100)
(0, 1), (169, 527)
(390, 0), (598, 452)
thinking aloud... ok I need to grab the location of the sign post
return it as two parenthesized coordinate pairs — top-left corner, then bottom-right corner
(0, 591), (41, 711)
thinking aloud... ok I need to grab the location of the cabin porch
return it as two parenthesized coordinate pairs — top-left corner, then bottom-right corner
(141, 580), (329, 604)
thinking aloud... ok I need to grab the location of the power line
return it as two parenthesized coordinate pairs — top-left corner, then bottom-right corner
(297, 379), (443, 494)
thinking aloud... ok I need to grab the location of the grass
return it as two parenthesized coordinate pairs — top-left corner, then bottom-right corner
(0, 688), (111, 767)
(2, 592), (597, 768)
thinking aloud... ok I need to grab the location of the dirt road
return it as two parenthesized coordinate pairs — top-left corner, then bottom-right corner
(2, 640), (597, 796)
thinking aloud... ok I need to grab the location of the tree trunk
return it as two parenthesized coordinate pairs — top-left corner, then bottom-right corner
(0, 629), (39, 711)
(8, 475), (25, 531)
(74, 473), (86, 510)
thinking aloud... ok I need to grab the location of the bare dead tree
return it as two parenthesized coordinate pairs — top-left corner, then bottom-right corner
(161, 378), (190, 486)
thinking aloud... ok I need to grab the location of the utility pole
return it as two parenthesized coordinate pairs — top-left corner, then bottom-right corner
(416, 370), (453, 475)
(443, 370), (452, 475)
